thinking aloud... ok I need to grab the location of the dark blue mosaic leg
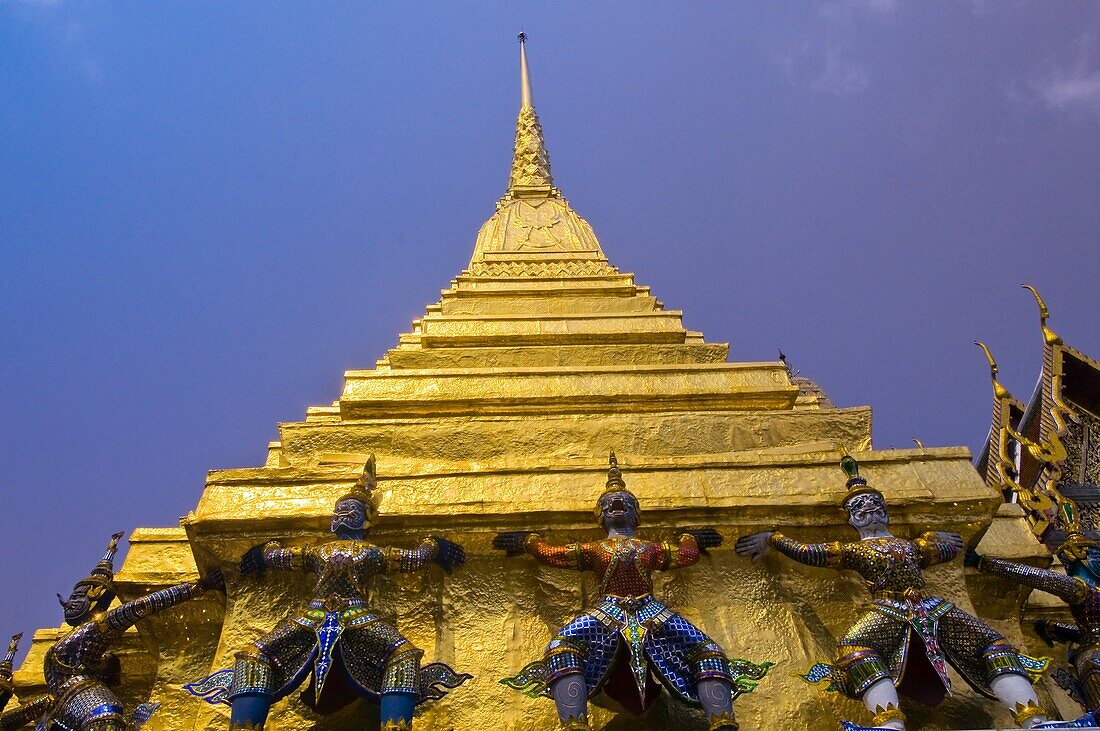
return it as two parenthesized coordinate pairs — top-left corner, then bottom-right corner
(644, 613), (724, 702)
(379, 691), (417, 727)
(229, 694), (270, 730)
(547, 612), (618, 694)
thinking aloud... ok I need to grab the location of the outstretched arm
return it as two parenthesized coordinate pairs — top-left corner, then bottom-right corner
(976, 555), (1089, 604)
(658, 529), (722, 570)
(240, 541), (305, 575)
(1035, 619), (1083, 646)
(492, 531), (588, 569)
(659, 534), (701, 570)
(1, 695), (52, 730)
(386, 537), (465, 574)
(914, 531), (963, 567)
(102, 571), (222, 636)
(519, 534), (589, 570)
(767, 532), (845, 568)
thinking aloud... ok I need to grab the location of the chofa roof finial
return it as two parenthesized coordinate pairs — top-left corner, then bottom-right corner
(1022, 284), (1061, 346)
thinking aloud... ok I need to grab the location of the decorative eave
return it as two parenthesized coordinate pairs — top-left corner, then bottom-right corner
(975, 340), (1026, 497)
(975, 340), (1044, 531)
(977, 287), (1092, 543)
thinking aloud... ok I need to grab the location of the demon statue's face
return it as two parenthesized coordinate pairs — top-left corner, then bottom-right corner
(597, 490), (641, 531)
(58, 578), (113, 627)
(1065, 545), (1100, 586)
(1083, 546), (1100, 583)
(331, 497), (368, 535)
(844, 491), (890, 532)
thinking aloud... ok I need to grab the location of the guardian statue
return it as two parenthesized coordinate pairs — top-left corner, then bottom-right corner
(0, 633), (51, 729)
(186, 456), (470, 731)
(735, 456), (1073, 730)
(970, 523), (1100, 728)
(496, 453), (771, 731)
(40, 532), (219, 730)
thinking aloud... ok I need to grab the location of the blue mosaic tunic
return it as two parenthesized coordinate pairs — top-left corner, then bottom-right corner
(186, 539), (469, 713)
(502, 536), (771, 710)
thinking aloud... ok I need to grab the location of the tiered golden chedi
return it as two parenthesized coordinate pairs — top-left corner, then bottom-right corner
(13, 40), (1053, 730)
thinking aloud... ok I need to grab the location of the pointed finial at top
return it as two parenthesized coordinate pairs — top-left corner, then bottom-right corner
(358, 454), (377, 491)
(101, 532), (124, 566)
(974, 341), (1012, 401)
(518, 31), (533, 109)
(338, 454), (382, 514)
(507, 31), (554, 194)
(975, 341), (999, 380)
(606, 451), (626, 489)
(3, 634), (21, 665)
(1022, 284), (1062, 347)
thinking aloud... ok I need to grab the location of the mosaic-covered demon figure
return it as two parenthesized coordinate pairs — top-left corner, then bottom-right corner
(497, 453), (771, 731)
(186, 456), (470, 731)
(735, 456), (1079, 730)
(41, 532), (218, 730)
(971, 526), (1100, 728)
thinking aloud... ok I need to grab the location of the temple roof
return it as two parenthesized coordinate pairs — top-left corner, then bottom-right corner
(976, 286), (1100, 539)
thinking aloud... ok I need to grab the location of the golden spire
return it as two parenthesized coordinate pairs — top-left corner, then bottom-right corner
(519, 31), (533, 110)
(508, 32), (555, 196)
(468, 32), (609, 266)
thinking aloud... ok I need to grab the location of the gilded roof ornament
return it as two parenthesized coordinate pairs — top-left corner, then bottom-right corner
(508, 32), (555, 196)
(1022, 284), (1062, 347)
(974, 341), (1012, 402)
(466, 33), (610, 269)
(1020, 285), (1080, 536)
(1020, 285), (1078, 452)
(973, 338), (1080, 537)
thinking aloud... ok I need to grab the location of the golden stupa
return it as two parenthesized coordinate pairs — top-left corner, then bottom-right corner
(13, 37), (1066, 731)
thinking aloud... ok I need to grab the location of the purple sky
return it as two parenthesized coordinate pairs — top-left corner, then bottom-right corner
(1, 2), (1098, 659)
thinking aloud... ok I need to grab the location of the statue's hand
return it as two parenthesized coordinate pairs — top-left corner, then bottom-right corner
(935, 531), (965, 554)
(199, 568), (226, 593)
(963, 548), (983, 569)
(429, 537), (466, 574)
(99, 653), (122, 687)
(492, 531), (535, 558)
(735, 532), (774, 562)
(1034, 620), (1057, 647)
(239, 544), (268, 576)
(682, 528), (723, 555)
